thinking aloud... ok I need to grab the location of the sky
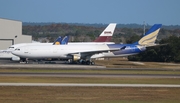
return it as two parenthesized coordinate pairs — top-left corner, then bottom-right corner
(0, 0), (180, 25)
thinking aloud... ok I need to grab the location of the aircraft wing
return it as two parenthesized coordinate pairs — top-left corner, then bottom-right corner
(68, 48), (120, 58)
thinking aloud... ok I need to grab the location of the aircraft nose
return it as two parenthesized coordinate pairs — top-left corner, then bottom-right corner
(11, 50), (17, 55)
(12, 49), (21, 56)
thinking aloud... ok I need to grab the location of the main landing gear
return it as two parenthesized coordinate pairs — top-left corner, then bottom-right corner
(19, 58), (28, 64)
(80, 60), (95, 65)
(68, 59), (95, 65)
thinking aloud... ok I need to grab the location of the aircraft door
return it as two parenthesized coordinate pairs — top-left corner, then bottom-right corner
(53, 48), (58, 53)
(24, 47), (30, 54)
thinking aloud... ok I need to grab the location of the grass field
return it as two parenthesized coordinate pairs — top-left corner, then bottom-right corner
(0, 77), (180, 84)
(1, 87), (180, 103)
(95, 58), (180, 69)
(1, 68), (180, 75)
(0, 58), (180, 103)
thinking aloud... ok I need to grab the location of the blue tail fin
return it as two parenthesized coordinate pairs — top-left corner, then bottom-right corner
(134, 24), (162, 46)
(61, 36), (69, 45)
(53, 36), (62, 45)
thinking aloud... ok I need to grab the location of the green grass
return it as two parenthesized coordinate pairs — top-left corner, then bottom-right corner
(1, 58), (180, 103)
(0, 76), (180, 84)
(1, 68), (180, 75)
(95, 58), (180, 69)
(0, 87), (180, 103)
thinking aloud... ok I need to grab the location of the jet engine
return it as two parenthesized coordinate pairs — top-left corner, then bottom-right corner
(72, 55), (81, 61)
(11, 56), (20, 61)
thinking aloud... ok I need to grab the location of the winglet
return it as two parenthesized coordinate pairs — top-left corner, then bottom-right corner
(94, 23), (116, 42)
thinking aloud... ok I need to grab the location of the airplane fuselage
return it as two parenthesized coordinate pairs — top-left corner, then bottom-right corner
(12, 44), (146, 59)
(12, 44), (109, 59)
(0, 42), (115, 60)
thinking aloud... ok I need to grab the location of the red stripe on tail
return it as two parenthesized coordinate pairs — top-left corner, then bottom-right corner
(93, 36), (112, 42)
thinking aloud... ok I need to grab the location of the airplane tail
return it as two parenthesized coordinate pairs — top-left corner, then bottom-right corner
(53, 36), (62, 45)
(61, 36), (69, 45)
(134, 24), (162, 47)
(93, 23), (116, 42)
(53, 36), (69, 45)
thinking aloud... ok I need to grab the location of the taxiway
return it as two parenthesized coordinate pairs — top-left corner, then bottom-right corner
(0, 83), (180, 87)
(0, 72), (180, 78)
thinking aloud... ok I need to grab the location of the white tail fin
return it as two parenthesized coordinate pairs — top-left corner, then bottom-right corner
(94, 23), (116, 42)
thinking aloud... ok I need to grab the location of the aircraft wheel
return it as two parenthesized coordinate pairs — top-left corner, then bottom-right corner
(81, 61), (85, 64)
(91, 61), (95, 65)
(86, 61), (91, 65)
(68, 59), (73, 64)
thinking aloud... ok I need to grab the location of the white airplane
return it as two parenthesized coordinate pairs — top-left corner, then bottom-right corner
(12, 24), (162, 65)
(0, 36), (63, 61)
(0, 23), (116, 61)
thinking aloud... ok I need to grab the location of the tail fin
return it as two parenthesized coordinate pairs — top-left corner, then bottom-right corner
(94, 23), (116, 42)
(53, 36), (62, 45)
(61, 36), (69, 45)
(136, 24), (162, 47)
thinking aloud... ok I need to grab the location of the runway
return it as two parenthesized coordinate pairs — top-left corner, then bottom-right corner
(0, 83), (180, 87)
(0, 61), (179, 88)
(0, 72), (180, 78)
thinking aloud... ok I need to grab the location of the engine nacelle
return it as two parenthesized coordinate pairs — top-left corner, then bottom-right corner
(11, 56), (20, 61)
(73, 55), (80, 61)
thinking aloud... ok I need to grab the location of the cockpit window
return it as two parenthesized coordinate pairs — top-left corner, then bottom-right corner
(15, 48), (20, 51)
(9, 47), (14, 48)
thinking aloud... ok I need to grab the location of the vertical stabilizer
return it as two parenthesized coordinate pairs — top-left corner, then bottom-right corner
(137, 24), (162, 46)
(53, 36), (62, 45)
(94, 23), (116, 42)
(61, 36), (69, 45)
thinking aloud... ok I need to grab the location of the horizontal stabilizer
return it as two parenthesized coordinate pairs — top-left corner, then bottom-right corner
(120, 46), (126, 50)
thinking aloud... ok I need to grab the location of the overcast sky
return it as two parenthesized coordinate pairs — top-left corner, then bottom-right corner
(0, 0), (180, 25)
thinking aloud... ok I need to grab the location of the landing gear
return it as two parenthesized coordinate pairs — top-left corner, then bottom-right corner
(67, 59), (95, 65)
(91, 61), (95, 65)
(68, 59), (77, 64)
(25, 58), (28, 64)
(79, 59), (95, 65)
(19, 58), (28, 64)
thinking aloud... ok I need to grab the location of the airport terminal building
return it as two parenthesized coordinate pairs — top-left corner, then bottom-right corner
(0, 18), (32, 49)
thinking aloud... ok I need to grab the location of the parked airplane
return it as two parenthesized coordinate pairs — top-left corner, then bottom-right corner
(12, 24), (162, 65)
(0, 23), (116, 61)
(91, 24), (162, 58)
(93, 23), (115, 42)
(68, 23), (116, 44)
(53, 36), (69, 45)
(0, 36), (63, 61)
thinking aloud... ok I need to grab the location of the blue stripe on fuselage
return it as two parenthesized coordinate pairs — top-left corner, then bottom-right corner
(107, 44), (146, 55)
